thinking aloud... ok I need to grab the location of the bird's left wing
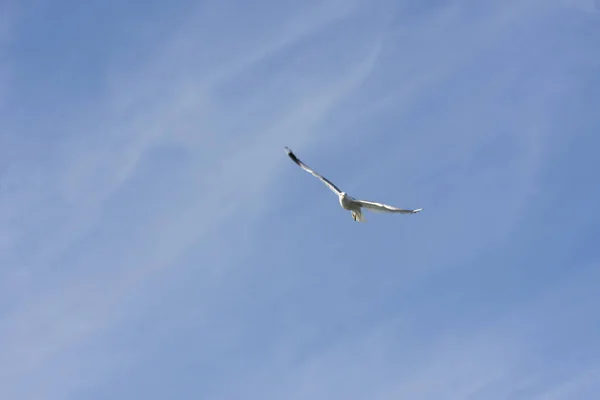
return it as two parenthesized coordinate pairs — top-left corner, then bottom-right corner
(355, 199), (422, 214)
(284, 147), (342, 195)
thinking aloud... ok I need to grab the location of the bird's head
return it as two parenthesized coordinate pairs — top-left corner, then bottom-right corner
(340, 192), (347, 198)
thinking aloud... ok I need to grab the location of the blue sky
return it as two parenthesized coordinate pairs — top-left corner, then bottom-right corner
(1, 0), (600, 399)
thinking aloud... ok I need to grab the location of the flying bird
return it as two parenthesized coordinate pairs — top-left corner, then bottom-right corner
(284, 147), (422, 222)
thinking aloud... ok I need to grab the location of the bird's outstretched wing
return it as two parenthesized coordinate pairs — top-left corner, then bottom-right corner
(355, 199), (422, 214)
(285, 147), (342, 195)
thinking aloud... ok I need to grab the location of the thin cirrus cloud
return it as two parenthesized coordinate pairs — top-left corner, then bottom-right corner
(1, 0), (600, 399)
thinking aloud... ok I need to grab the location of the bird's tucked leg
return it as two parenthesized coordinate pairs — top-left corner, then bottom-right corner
(351, 209), (366, 222)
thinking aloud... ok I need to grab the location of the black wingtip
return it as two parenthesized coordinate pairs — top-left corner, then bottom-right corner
(284, 146), (299, 163)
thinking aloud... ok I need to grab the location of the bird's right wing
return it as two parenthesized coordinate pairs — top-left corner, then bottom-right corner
(285, 147), (342, 195)
(355, 199), (422, 214)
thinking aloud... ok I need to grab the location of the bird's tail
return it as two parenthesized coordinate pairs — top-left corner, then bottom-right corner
(352, 210), (366, 222)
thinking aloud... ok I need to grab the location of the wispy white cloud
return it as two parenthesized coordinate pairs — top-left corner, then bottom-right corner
(0, 0), (368, 269)
(538, 366), (600, 400)
(1, 0), (599, 399)
(0, 1), (389, 398)
(202, 263), (600, 400)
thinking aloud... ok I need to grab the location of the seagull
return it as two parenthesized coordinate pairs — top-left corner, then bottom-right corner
(284, 147), (422, 222)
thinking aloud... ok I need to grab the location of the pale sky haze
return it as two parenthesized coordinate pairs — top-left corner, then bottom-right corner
(1, 0), (600, 399)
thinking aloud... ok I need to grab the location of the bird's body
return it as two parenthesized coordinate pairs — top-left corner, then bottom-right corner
(338, 192), (365, 221)
(284, 147), (421, 222)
